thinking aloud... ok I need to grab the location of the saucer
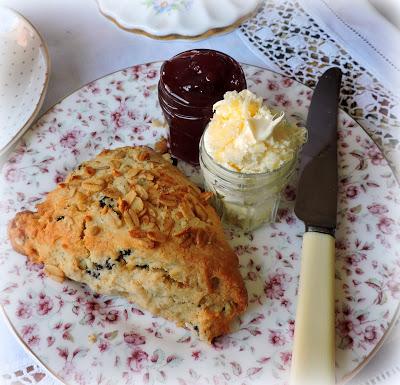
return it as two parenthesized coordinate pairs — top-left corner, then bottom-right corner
(0, 7), (50, 156)
(97, 0), (261, 40)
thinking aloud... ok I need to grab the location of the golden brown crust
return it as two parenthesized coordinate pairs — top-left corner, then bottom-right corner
(8, 146), (247, 342)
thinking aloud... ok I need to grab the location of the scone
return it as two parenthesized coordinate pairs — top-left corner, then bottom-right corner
(8, 146), (247, 342)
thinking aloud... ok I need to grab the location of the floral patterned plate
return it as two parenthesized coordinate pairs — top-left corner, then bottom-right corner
(0, 63), (399, 385)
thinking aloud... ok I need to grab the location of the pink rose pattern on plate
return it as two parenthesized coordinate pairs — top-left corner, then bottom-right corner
(0, 63), (399, 385)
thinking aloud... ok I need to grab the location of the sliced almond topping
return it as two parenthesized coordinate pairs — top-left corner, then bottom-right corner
(111, 159), (122, 169)
(102, 187), (122, 199)
(138, 207), (147, 218)
(154, 138), (169, 154)
(112, 168), (122, 177)
(135, 184), (149, 200)
(194, 204), (208, 221)
(125, 189), (137, 205)
(147, 230), (167, 243)
(200, 191), (213, 203)
(158, 175), (175, 185)
(123, 210), (133, 228)
(146, 203), (157, 218)
(82, 179), (105, 192)
(126, 168), (141, 179)
(85, 166), (96, 176)
(93, 165), (110, 171)
(179, 202), (195, 220)
(173, 226), (191, 237)
(141, 215), (150, 225)
(128, 209), (140, 227)
(143, 172), (154, 181)
(89, 226), (101, 236)
(137, 238), (156, 249)
(131, 197), (144, 212)
(158, 194), (177, 207)
(163, 216), (175, 233)
(113, 151), (126, 159)
(117, 198), (130, 213)
(137, 150), (150, 161)
(129, 229), (146, 238)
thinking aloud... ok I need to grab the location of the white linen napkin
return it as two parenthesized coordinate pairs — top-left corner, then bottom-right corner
(300, 0), (400, 96)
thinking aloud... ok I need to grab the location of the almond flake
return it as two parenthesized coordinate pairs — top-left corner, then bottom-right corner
(85, 166), (96, 176)
(112, 168), (122, 177)
(200, 191), (213, 202)
(173, 226), (191, 237)
(131, 197), (144, 212)
(102, 187), (122, 199)
(123, 211), (133, 228)
(135, 184), (148, 200)
(137, 150), (150, 161)
(141, 215), (150, 225)
(129, 229), (146, 238)
(111, 159), (122, 169)
(125, 189), (137, 204)
(162, 216), (174, 233)
(159, 194), (177, 207)
(179, 202), (195, 220)
(138, 207), (148, 217)
(194, 204), (208, 221)
(82, 180), (105, 192)
(154, 138), (168, 154)
(126, 168), (141, 179)
(118, 198), (130, 213)
(147, 231), (167, 243)
(128, 209), (140, 227)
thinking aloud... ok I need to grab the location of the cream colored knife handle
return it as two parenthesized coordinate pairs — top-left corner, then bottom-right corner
(290, 231), (336, 385)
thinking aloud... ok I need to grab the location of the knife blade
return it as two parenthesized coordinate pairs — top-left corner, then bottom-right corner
(290, 67), (342, 385)
(295, 67), (342, 230)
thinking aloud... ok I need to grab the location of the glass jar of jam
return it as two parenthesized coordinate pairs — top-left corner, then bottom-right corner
(158, 49), (246, 165)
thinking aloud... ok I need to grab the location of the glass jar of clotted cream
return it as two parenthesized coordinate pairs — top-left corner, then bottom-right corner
(198, 89), (306, 231)
(200, 135), (297, 231)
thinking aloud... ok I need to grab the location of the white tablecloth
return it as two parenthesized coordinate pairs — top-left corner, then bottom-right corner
(0, 0), (399, 384)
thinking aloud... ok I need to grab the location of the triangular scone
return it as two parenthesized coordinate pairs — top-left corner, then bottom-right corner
(8, 146), (247, 342)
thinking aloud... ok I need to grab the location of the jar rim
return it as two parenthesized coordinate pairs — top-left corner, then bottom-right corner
(199, 132), (298, 178)
(158, 49), (247, 109)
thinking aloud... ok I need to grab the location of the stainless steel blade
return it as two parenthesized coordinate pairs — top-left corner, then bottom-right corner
(294, 67), (342, 230)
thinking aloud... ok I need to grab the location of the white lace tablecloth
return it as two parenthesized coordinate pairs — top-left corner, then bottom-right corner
(0, 0), (399, 384)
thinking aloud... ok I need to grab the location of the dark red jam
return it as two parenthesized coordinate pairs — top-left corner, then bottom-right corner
(158, 49), (246, 165)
